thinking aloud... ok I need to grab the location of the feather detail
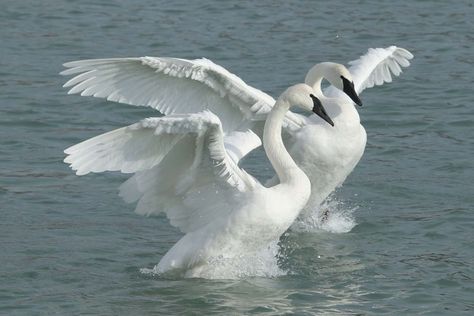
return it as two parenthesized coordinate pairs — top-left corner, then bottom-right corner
(64, 111), (257, 233)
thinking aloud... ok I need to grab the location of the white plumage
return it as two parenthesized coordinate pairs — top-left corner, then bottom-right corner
(64, 84), (329, 277)
(62, 46), (413, 223)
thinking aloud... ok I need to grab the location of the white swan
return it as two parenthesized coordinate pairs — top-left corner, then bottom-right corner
(61, 46), (413, 220)
(64, 84), (333, 277)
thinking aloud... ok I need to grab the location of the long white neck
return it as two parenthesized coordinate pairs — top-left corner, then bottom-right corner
(304, 63), (332, 99)
(263, 99), (306, 184)
(305, 63), (360, 124)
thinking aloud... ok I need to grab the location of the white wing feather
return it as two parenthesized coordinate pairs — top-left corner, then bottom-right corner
(64, 111), (257, 233)
(325, 46), (413, 97)
(61, 57), (305, 133)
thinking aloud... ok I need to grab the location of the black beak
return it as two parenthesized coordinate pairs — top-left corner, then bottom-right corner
(310, 94), (334, 127)
(341, 76), (362, 106)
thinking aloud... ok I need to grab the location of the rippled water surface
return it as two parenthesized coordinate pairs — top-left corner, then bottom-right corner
(1, 0), (473, 314)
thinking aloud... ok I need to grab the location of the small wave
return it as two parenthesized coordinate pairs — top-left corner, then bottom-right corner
(292, 194), (357, 233)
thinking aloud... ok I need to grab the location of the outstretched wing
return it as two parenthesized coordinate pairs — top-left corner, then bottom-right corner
(61, 57), (305, 133)
(64, 111), (258, 233)
(325, 46), (413, 97)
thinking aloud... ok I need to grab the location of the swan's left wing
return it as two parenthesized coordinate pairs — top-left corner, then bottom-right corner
(325, 46), (413, 96)
(61, 57), (306, 133)
(64, 111), (257, 233)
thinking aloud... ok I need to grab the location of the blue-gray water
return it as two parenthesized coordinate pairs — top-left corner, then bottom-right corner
(1, 0), (473, 314)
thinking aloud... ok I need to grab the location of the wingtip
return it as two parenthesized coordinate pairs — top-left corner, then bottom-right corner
(63, 156), (74, 165)
(75, 170), (87, 176)
(393, 46), (414, 60)
(62, 60), (80, 68)
(63, 157), (85, 176)
(387, 45), (398, 51)
(382, 46), (414, 60)
(400, 48), (414, 60)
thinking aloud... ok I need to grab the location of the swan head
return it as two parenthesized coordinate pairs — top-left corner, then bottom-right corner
(305, 62), (363, 107)
(281, 84), (334, 126)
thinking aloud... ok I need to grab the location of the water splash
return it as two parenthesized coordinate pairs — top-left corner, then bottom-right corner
(292, 194), (357, 233)
(140, 240), (286, 280)
(141, 195), (357, 279)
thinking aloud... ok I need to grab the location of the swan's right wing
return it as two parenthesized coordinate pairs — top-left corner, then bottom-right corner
(64, 111), (257, 233)
(325, 46), (413, 97)
(61, 57), (305, 133)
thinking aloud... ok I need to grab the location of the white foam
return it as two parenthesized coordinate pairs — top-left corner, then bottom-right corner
(140, 195), (357, 279)
(292, 195), (357, 233)
(140, 240), (286, 280)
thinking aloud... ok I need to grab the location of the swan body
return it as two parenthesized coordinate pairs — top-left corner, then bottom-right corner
(273, 62), (368, 210)
(62, 46), (413, 219)
(287, 96), (367, 209)
(64, 84), (329, 277)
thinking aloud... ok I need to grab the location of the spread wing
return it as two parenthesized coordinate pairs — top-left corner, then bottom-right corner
(64, 111), (258, 233)
(325, 46), (414, 97)
(61, 57), (305, 133)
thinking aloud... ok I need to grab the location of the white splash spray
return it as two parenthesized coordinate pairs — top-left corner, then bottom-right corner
(141, 194), (357, 279)
(140, 240), (286, 280)
(292, 194), (357, 233)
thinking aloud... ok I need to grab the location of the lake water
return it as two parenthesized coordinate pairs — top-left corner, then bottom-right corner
(1, 0), (473, 314)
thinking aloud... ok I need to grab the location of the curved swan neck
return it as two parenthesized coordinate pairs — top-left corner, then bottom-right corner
(311, 78), (324, 97)
(305, 63), (336, 98)
(305, 63), (361, 123)
(263, 99), (304, 184)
